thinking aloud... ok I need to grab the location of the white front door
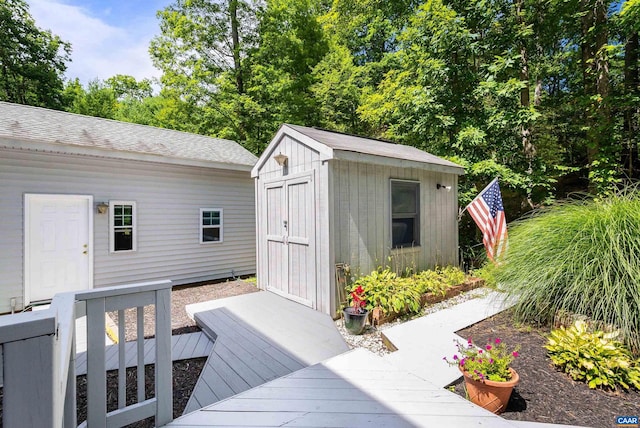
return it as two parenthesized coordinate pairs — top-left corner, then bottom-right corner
(264, 172), (316, 307)
(25, 194), (93, 304)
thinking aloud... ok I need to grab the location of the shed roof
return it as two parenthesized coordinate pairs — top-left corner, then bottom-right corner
(252, 124), (464, 176)
(0, 101), (257, 171)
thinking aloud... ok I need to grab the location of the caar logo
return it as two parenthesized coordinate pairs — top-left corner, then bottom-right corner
(617, 416), (639, 426)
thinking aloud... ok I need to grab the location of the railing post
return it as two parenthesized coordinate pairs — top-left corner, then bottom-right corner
(1, 315), (57, 428)
(155, 287), (173, 425)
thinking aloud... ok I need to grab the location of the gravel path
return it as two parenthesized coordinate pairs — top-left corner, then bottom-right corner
(335, 287), (491, 356)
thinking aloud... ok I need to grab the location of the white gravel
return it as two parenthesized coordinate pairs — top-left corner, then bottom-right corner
(335, 287), (491, 356)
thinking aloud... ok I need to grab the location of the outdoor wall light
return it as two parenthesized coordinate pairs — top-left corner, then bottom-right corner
(273, 153), (288, 167)
(96, 202), (109, 214)
(436, 183), (452, 191)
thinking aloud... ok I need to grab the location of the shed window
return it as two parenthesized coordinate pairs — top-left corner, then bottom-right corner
(201, 208), (223, 243)
(391, 180), (420, 247)
(109, 201), (136, 252)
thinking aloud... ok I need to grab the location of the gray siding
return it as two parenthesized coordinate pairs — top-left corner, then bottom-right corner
(0, 148), (255, 313)
(331, 160), (459, 278)
(255, 136), (331, 314)
(256, 135), (321, 181)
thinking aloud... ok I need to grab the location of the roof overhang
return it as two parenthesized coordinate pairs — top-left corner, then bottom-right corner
(0, 137), (254, 172)
(333, 150), (465, 175)
(251, 124), (334, 178)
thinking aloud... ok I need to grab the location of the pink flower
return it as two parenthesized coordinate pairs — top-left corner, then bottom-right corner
(495, 338), (502, 344)
(512, 351), (520, 358)
(489, 359), (494, 364)
(460, 358), (466, 366)
(478, 349), (483, 354)
(453, 355), (459, 361)
(486, 345), (492, 351)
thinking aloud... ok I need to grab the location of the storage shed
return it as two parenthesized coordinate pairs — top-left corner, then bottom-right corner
(252, 124), (465, 317)
(0, 102), (257, 313)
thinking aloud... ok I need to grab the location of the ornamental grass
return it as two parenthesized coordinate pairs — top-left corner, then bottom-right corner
(496, 186), (640, 354)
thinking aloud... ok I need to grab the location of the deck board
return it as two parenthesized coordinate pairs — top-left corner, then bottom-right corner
(166, 349), (519, 428)
(183, 291), (349, 415)
(74, 332), (212, 376)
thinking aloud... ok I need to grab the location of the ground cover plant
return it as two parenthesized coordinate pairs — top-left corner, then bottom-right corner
(350, 266), (467, 317)
(546, 320), (640, 390)
(495, 188), (640, 353)
(455, 310), (640, 427)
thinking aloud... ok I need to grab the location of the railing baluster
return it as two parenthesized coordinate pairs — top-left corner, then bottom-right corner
(137, 306), (145, 403)
(118, 309), (126, 409)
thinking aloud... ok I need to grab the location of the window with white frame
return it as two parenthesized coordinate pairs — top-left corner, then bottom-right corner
(391, 180), (420, 248)
(109, 201), (136, 252)
(201, 208), (223, 243)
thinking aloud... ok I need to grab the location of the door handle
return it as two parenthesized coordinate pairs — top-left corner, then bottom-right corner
(83, 251), (88, 254)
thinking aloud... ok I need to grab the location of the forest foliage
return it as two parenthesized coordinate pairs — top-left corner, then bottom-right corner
(1, 0), (639, 264)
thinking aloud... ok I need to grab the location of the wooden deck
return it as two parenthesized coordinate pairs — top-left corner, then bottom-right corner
(183, 291), (350, 414)
(166, 348), (520, 427)
(74, 332), (213, 376)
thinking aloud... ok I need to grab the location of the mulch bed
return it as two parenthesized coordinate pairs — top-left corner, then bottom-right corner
(452, 310), (640, 428)
(76, 358), (206, 427)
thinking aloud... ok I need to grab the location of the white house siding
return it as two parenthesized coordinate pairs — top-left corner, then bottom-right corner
(331, 159), (459, 279)
(0, 148), (255, 313)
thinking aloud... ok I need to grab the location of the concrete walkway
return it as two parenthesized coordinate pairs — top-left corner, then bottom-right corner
(168, 289), (587, 428)
(382, 290), (513, 387)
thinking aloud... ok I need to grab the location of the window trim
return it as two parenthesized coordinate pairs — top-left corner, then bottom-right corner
(200, 208), (224, 244)
(390, 179), (421, 248)
(109, 200), (137, 253)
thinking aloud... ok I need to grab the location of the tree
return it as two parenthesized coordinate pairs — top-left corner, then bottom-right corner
(0, 0), (71, 108)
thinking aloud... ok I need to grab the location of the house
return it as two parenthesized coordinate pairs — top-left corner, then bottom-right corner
(0, 101), (257, 313)
(252, 124), (464, 317)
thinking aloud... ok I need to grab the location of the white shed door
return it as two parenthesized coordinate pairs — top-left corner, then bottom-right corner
(264, 173), (316, 307)
(25, 194), (93, 304)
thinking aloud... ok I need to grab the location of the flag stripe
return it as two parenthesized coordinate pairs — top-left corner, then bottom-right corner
(465, 178), (508, 261)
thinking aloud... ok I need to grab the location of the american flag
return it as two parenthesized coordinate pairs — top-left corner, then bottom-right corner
(466, 178), (508, 261)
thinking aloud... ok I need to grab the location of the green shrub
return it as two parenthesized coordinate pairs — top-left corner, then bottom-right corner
(351, 268), (421, 316)
(413, 269), (447, 295)
(438, 265), (466, 287)
(546, 320), (640, 390)
(496, 188), (640, 352)
(350, 265), (468, 316)
(472, 262), (497, 288)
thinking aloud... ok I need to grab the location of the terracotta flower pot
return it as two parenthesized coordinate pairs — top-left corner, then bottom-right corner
(460, 367), (519, 414)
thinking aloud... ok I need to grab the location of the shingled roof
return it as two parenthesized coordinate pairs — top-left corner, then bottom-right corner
(0, 102), (257, 171)
(253, 124), (464, 176)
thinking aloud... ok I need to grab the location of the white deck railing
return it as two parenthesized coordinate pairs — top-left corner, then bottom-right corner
(0, 280), (173, 428)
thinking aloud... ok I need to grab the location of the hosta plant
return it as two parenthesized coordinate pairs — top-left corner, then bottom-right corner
(545, 320), (640, 390)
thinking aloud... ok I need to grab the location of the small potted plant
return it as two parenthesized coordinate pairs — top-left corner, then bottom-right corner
(343, 285), (368, 335)
(444, 338), (520, 414)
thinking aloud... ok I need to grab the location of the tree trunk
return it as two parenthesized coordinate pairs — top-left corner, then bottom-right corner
(229, 0), (244, 94)
(517, 0), (535, 208)
(623, 32), (639, 178)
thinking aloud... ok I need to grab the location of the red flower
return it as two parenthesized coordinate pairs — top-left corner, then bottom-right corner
(512, 351), (520, 358)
